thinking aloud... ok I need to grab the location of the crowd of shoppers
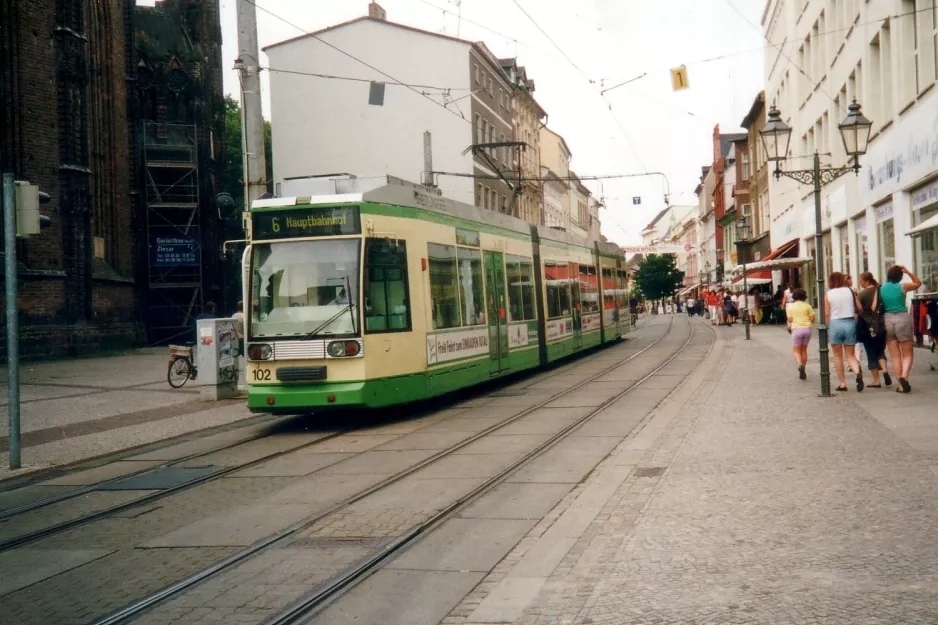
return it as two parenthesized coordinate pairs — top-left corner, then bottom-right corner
(784, 265), (924, 394)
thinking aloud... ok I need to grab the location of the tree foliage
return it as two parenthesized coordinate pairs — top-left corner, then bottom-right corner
(633, 254), (684, 300)
(222, 94), (273, 210)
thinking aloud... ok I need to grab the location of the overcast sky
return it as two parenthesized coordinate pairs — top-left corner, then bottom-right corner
(210, 0), (767, 244)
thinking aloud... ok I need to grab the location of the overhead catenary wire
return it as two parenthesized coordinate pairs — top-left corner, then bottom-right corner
(262, 66), (472, 93)
(510, 0), (649, 175)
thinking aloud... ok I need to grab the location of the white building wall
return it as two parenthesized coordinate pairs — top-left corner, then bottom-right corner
(266, 20), (475, 203)
(763, 0), (938, 295)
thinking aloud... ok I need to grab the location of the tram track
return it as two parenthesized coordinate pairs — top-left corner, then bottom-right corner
(0, 428), (349, 552)
(0, 327), (642, 552)
(86, 317), (689, 625)
(267, 319), (706, 625)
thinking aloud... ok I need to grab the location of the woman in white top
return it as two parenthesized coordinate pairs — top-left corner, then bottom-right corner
(825, 272), (864, 392)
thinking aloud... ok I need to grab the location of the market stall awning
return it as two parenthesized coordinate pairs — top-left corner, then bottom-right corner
(907, 213), (938, 238)
(732, 270), (773, 285)
(678, 283), (702, 296)
(736, 256), (814, 273)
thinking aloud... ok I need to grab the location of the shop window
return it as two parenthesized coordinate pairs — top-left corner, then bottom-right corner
(457, 247), (485, 326)
(364, 238), (411, 333)
(854, 215), (870, 273)
(914, 204), (938, 292)
(506, 254), (536, 321)
(545, 260), (571, 319)
(879, 217), (896, 279)
(428, 243), (460, 329)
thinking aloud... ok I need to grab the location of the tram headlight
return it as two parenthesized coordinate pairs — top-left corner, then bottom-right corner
(328, 340), (361, 358)
(248, 343), (272, 360)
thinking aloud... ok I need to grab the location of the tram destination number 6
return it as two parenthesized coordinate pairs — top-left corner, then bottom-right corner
(252, 368), (272, 381)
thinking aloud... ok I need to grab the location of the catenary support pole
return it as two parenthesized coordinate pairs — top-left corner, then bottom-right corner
(236, 0), (267, 213)
(813, 152), (831, 397)
(3, 172), (20, 469)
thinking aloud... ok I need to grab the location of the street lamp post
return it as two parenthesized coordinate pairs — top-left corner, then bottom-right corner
(760, 99), (873, 397)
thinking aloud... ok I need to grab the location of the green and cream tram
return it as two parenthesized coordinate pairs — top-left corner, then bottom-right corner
(243, 177), (629, 412)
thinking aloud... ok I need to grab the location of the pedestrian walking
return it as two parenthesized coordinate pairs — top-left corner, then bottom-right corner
(707, 290), (719, 325)
(723, 291), (737, 325)
(787, 288), (814, 380)
(826, 272), (864, 392)
(856, 272), (891, 388)
(686, 296), (696, 317)
(737, 290), (749, 325)
(881, 265), (923, 393)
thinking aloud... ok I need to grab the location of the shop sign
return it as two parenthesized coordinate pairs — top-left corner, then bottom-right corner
(911, 178), (938, 212)
(426, 327), (489, 365)
(876, 201), (894, 223)
(862, 90), (938, 204)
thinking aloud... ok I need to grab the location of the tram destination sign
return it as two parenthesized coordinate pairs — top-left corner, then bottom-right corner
(252, 205), (361, 239)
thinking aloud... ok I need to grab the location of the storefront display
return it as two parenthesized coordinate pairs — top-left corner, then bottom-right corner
(912, 180), (938, 293)
(837, 224), (850, 276)
(854, 215), (869, 274)
(877, 201), (895, 278)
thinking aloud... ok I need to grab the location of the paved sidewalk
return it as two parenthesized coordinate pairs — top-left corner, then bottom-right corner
(0, 349), (252, 480)
(451, 320), (938, 624)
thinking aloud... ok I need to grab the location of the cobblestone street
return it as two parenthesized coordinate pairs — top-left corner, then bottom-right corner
(448, 320), (938, 625)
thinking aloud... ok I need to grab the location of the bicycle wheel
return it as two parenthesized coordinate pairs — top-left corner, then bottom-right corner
(167, 356), (192, 388)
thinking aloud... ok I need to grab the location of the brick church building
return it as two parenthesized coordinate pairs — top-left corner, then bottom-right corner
(0, 0), (227, 357)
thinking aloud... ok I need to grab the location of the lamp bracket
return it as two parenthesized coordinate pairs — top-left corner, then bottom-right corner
(772, 163), (859, 187)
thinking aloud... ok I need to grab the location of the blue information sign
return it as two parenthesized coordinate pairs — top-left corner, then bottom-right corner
(152, 236), (200, 267)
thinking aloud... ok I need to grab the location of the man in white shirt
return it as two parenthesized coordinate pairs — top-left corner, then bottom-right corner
(737, 291), (748, 322)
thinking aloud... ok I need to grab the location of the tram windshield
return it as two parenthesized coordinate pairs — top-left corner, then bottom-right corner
(250, 239), (361, 339)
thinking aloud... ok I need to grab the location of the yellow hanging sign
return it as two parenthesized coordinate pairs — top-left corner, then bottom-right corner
(670, 65), (689, 91)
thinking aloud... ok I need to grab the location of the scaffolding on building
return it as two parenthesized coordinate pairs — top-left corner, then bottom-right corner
(142, 121), (204, 344)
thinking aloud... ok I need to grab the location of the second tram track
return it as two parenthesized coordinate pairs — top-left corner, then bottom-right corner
(266, 319), (707, 625)
(90, 317), (691, 625)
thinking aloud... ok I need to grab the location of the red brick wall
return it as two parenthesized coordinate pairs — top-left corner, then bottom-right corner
(0, 0), (140, 358)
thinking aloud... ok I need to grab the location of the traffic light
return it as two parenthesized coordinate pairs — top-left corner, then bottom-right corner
(12, 182), (52, 236)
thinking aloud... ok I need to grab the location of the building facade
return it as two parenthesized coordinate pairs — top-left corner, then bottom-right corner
(741, 91), (772, 258)
(134, 0), (229, 343)
(568, 173), (591, 239)
(539, 127), (573, 230)
(764, 0), (938, 305)
(0, 0), (228, 356)
(470, 43), (514, 214)
(696, 166), (718, 284)
(264, 10), (508, 210)
(499, 58), (546, 225)
(0, 0), (138, 357)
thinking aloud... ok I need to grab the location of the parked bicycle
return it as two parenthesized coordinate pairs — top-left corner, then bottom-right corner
(167, 344), (198, 388)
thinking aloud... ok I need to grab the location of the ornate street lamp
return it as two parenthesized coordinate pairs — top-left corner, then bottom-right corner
(736, 215), (753, 341)
(761, 99), (873, 397)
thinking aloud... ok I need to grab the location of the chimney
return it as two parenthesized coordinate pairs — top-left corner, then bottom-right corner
(368, 2), (386, 20)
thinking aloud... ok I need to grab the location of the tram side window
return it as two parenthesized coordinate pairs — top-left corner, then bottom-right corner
(364, 238), (411, 333)
(506, 254), (537, 321)
(457, 246), (485, 326)
(545, 260), (571, 319)
(579, 265), (599, 313)
(428, 243), (460, 329)
(617, 271), (628, 308)
(602, 268), (616, 311)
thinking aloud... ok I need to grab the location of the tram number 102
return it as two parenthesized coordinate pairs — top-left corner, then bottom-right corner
(251, 368), (272, 381)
